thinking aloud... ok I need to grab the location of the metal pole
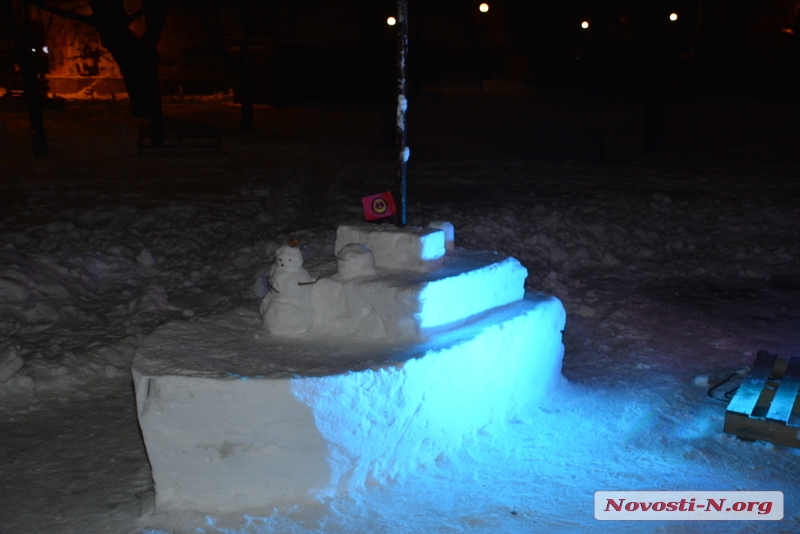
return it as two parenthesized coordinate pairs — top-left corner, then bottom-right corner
(395, 0), (408, 227)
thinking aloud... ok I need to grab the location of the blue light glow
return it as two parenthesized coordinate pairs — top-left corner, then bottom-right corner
(291, 296), (566, 495)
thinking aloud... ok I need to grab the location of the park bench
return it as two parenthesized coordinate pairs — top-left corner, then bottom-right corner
(138, 124), (221, 156)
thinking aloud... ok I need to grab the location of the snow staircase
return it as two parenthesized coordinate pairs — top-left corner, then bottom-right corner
(724, 351), (800, 448)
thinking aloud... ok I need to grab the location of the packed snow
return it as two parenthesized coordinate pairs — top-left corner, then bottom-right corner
(2, 92), (800, 533)
(131, 218), (564, 512)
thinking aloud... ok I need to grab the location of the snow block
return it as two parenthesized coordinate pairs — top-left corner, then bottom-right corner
(132, 294), (566, 513)
(428, 221), (455, 251)
(335, 223), (445, 272)
(308, 249), (529, 340)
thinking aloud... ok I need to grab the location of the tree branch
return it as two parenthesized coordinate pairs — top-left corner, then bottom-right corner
(141, 0), (170, 44)
(125, 6), (144, 24)
(26, 0), (93, 25)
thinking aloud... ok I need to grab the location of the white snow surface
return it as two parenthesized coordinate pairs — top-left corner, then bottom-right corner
(2, 95), (800, 533)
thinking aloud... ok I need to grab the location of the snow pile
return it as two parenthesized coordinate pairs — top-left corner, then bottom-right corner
(0, 243), (151, 394)
(0, 186), (314, 401)
(0, 345), (24, 382)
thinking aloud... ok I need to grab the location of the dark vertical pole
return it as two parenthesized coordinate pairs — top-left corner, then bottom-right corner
(239, 0), (254, 133)
(642, 0), (667, 153)
(395, 0), (408, 227)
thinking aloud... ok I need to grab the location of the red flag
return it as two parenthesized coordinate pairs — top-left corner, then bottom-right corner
(361, 191), (396, 221)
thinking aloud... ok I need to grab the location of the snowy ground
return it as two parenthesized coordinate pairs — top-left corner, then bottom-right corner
(2, 91), (800, 533)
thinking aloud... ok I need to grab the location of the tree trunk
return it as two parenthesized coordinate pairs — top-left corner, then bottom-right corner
(30, 0), (169, 121)
(98, 31), (152, 117)
(143, 45), (163, 146)
(1, 0), (47, 155)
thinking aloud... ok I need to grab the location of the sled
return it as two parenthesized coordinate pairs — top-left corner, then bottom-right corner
(724, 351), (800, 448)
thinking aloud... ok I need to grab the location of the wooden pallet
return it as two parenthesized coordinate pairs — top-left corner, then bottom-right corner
(724, 351), (800, 448)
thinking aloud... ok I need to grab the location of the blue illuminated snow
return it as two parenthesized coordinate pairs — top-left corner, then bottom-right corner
(290, 295), (566, 494)
(416, 256), (526, 329)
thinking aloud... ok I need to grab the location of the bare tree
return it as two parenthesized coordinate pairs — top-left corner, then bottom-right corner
(28, 0), (169, 145)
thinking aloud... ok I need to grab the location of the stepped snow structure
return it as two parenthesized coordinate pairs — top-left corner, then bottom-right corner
(132, 222), (566, 512)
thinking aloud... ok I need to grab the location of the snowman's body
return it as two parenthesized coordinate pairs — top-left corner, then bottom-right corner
(260, 245), (313, 334)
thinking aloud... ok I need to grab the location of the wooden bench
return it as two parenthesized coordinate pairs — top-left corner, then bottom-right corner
(138, 124), (220, 156)
(724, 351), (800, 448)
(2, 76), (50, 98)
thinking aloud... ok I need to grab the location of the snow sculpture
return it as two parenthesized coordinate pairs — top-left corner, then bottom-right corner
(334, 243), (377, 280)
(335, 223), (445, 272)
(259, 244), (313, 335)
(309, 242), (390, 339)
(260, 224), (527, 340)
(132, 221), (567, 513)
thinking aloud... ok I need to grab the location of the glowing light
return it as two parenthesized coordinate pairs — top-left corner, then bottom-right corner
(669, 13), (678, 22)
(387, 16), (396, 26)
(42, 46), (49, 54)
(781, 28), (794, 35)
(581, 21), (589, 30)
(479, 3), (489, 13)
(31, 48), (36, 52)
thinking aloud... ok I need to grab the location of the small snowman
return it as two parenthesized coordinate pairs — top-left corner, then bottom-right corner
(260, 242), (313, 335)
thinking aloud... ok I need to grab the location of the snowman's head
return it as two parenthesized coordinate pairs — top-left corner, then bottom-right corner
(275, 245), (304, 271)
